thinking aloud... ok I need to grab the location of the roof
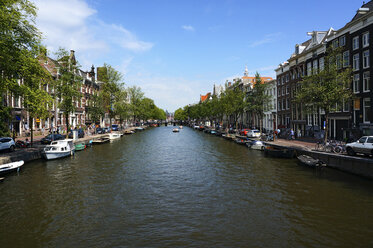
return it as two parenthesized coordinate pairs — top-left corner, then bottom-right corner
(350, 1), (373, 22)
(200, 93), (211, 103)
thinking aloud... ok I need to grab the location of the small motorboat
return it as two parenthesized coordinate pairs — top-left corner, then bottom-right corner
(179, 126), (183, 129)
(264, 145), (295, 158)
(172, 128), (180, 132)
(92, 136), (110, 144)
(108, 133), (121, 140)
(43, 140), (75, 160)
(297, 155), (326, 167)
(135, 127), (144, 131)
(0, 160), (24, 176)
(75, 142), (86, 151)
(247, 140), (265, 150)
(124, 130), (135, 135)
(234, 138), (249, 146)
(210, 130), (217, 135)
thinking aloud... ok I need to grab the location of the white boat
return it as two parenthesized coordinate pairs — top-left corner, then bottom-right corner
(109, 133), (121, 140)
(179, 126), (183, 129)
(43, 139), (75, 160)
(247, 140), (265, 150)
(0, 160), (24, 175)
(173, 128), (179, 132)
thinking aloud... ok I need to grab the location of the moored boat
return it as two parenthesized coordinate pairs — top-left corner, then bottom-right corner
(297, 155), (326, 167)
(247, 140), (265, 150)
(0, 160), (24, 176)
(75, 142), (86, 151)
(264, 145), (295, 158)
(43, 140), (75, 160)
(172, 128), (179, 132)
(234, 138), (249, 145)
(109, 133), (121, 140)
(92, 136), (110, 144)
(179, 126), (183, 129)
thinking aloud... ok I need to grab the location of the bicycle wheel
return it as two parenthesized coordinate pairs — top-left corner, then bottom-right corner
(334, 146), (342, 154)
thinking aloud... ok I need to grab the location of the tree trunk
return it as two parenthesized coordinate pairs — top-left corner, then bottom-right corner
(65, 113), (69, 138)
(324, 113), (329, 144)
(29, 116), (33, 147)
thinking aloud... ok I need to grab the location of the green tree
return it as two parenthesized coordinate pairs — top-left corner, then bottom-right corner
(246, 72), (271, 133)
(0, 0), (45, 136)
(294, 48), (352, 143)
(127, 86), (144, 122)
(99, 63), (124, 125)
(87, 92), (105, 125)
(221, 81), (245, 131)
(55, 48), (82, 136)
(174, 108), (187, 121)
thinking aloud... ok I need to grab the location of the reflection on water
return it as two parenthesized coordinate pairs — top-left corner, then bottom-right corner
(1, 126), (373, 247)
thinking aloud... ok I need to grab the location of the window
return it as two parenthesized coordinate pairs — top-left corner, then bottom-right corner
(359, 136), (367, 143)
(273, 99), (276, 110)
(343, 100), (350, 112)
(319, 57), (324, 71)
(353, 54), (360, 71)
(282, 99), (286, 110)
(363, 50), (370, 68)
(363, 98), (371, 123)
(363, 71), (370, 92)
(353, 74), (360, 93)
(336, 54), (342, 69)
(363, 32), (369, 47)
(367, 137), (373, 143)
(313, 60), (318, 72)
(14, 96), (19, 108)
(278, 87), (281, 96)
(286, 74), (289, 82)
(286, 98), (290, 109)
(286, 86), (290, 95)
(307, 62), (312, 75)
(282, 87), (285, 95)
(353, 36), (359, 50)
(333, 39), (339, 48)
(339, 36), (346, 46)
(343, 51), (350, 67)
(278, 100), (282, 111)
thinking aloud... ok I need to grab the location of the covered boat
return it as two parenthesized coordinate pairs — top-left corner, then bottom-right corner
(75, 142), (86, 151)
(297, 155), (326, 167)
(247, 140), (265, 150)
(92, 136), (110, 144)
(109, 133), (121, 140)
(43, 140), (75, 160)
(0, 160), (24, 176)
(264, 145), (295, 158)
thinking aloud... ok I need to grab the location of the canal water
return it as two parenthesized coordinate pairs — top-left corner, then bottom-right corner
(1, 126), (373, 247)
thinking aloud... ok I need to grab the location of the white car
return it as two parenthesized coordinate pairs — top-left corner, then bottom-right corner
(0, 137), (15, 152)
(247, 129), (261, 138)
(346, 136), (373, 156)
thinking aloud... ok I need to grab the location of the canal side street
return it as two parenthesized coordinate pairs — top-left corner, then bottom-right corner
(0, 126), (140, 166)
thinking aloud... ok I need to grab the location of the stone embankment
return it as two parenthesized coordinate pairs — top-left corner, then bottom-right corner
(0, 127), (140, 166)
(217, 133), (373, 180)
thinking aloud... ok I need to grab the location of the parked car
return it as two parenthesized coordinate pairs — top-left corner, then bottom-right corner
(240, 129), (250, 136)
(40, 134), (65, 144)
(68, 128), (85, 139)
(346, 136), (373, 156)
(96, 127), (104, 134)
(247, 129), (261, 138)
(0, 137), (15, 152)
(111, 124), (119, 131)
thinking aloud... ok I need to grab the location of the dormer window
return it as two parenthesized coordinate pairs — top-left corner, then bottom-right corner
(333, 39), (339, 48)
(295, 46), (299, 55)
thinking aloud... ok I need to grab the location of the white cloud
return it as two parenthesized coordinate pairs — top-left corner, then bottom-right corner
(248, 32), (282, 48)
(34, 0), (153, 69)
(182, 25), (195, 31)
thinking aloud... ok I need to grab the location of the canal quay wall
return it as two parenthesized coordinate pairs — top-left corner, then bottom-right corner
(264, 141), (373, 180)
(220, 133), (373, 180)
(0, 127), (140, 166)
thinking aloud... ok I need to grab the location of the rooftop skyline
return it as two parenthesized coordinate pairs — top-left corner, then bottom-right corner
(34, 0), (364, 111)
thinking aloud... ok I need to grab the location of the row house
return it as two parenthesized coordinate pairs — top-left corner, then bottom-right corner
(263, 79), (277, 132)
(275, 1), (373, 140)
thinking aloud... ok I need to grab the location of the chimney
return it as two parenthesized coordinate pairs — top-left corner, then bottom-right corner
(228, 82), (232, 87)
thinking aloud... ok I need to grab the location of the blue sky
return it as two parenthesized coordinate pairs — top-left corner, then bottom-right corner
(34, 0), (364, 112)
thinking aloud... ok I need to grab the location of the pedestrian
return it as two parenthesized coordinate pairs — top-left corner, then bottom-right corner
(297, 129), (301, 139)
(290, 129), (295, 140)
